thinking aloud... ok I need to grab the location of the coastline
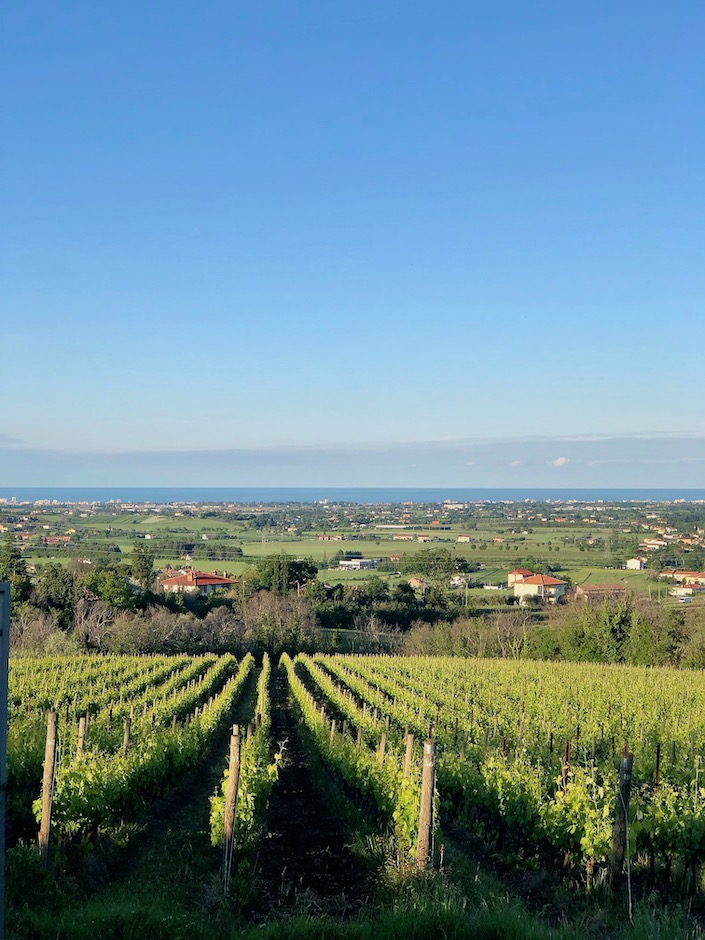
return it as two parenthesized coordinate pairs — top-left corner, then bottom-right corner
(1, 486), (705, 504)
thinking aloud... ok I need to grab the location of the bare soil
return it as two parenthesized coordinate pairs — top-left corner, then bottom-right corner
(253, 667), (373, 919)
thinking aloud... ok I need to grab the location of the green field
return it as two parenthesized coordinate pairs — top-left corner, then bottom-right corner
(9, 497), (701, 610)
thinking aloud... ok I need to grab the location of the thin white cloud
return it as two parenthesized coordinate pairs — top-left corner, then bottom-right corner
(549, 456), (570, 467)
(589, 456), (705, 467)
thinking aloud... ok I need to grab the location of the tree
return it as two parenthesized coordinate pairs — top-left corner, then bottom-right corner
(84, 568), (134, 610)
(304, 579), (327, 603)
(255, 554), (318, 594)
(0, 532), (31, 600)
(131, 541), (156, 590)
(364, 575), (390, 603)
(35, 563), (78, 629)
(73, 598), (115, 651)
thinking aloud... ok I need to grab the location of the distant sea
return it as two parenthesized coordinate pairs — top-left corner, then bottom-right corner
(1, 487), (705, 504)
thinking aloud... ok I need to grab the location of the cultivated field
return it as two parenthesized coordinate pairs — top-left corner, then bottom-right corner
(8, 651), (705, 938)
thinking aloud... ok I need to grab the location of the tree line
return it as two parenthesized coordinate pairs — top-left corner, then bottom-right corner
(5, 535), (705, 668)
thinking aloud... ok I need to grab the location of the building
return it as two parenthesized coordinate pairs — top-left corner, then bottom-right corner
(575, 583), (628, 603)
(161, 569), (235, 596)
(669, 585), (705, 598)
(507, 568), (534, 586)
(513, 574), (568, 604)
(625, 558), (647, 570)
(338, 558), (378, 570)
(676, 571), (705, 586)
(640, 539), (668, 551)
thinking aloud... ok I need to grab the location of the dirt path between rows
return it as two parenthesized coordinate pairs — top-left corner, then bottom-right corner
(253, 667), (373, 918)
(46, 662), (375, 932)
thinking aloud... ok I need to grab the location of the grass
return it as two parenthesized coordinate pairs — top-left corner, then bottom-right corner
(8, 840), (704, 940)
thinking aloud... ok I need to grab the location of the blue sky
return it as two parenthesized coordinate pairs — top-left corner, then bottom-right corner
(2, 1), (704, 487)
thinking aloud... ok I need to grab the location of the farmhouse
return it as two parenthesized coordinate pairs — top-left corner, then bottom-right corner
(625, 558), (647, 570)
(640, 539), (668, 551)
(161, 569), (235, 596)
(507, 568), (534, 586)
(575, 583), (628, 603)
(678, 571), (705, 586)
(513, 574), (568, 604)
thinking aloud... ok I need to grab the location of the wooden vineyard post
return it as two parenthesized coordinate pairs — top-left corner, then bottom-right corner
(222, 725), (242, 892)
(610, 751), (634, 894)
(378, 731), (387, 768)
(38, 711), (59, 863)
(123, 716), (132, 753)
(416, 739), (437, 870)
(404, 732), (415, 778)
(76, 715), (87, 759)
(562, 741), (571, 795)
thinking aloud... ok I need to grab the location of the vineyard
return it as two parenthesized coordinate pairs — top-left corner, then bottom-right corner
(7, 652), (705, 938)
(298, 654), (705, 888)
(7, 652), (273, 850)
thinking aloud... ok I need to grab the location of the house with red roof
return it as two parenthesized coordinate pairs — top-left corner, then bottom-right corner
(507, 568), (534, 586)
(678, 571), (705, 586)
(161, 568), (235, 597)
(513, 573), (568, 604)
